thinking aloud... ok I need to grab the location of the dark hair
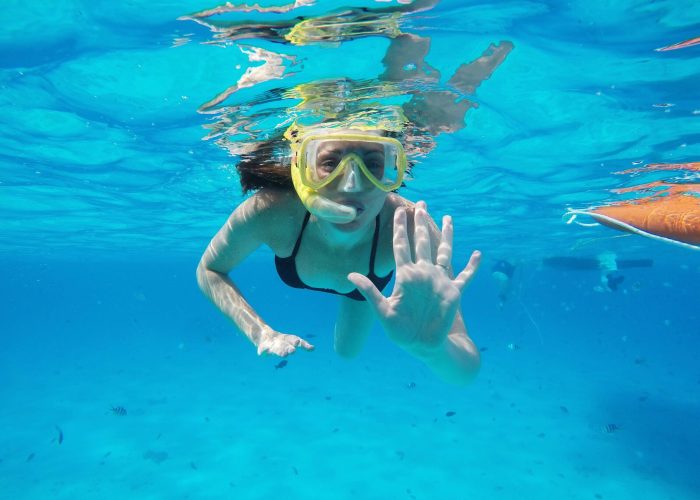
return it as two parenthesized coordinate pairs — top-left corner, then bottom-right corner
(235, 136), (293, 193)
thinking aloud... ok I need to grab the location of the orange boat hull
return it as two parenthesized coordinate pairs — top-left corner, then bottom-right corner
(588, 193), (700, 246)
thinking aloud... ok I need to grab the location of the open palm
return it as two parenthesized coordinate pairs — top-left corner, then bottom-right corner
(348, 202), (480, 350)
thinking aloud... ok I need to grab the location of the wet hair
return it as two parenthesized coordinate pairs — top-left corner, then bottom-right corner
(235, 136), (293, 193)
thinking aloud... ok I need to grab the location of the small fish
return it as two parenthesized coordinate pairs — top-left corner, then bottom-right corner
(602, 423), (620, 434)
(506, 343), (520, 351)
(275, 360), (288, 370)
(55, 425), (64, 445)
(559, 406), (569, 414)
(190, 461), (198, 470)
(111, 406), (127, 416)
(406, 381), (416, 389)
(26, 453), (35, 462)
(445, 411), (456, 417)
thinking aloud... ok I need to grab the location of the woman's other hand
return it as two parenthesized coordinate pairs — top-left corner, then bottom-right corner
(347, 201), (480, 351)
(256, 327), (315, 357)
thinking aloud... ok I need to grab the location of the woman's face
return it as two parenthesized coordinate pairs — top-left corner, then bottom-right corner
(314, 139), (389, 230)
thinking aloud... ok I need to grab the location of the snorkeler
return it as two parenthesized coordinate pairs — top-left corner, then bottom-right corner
(197, 122), (482, 385)
(192, 1), (513, 385)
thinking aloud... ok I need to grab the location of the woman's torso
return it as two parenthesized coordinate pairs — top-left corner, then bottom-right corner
(256, 189), (408, 295)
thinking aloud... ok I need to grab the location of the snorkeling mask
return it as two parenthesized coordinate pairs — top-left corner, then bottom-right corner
(295, 132), (406, 192)
(286, 127), (407, 223)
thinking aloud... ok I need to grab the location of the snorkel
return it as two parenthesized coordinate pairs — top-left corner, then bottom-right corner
(292, 158), (358, 223)
(287, 125), (358, 223)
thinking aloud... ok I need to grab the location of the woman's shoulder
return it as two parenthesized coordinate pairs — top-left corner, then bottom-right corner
(239, 188), (306, 248)
(246, 187), (304, 216)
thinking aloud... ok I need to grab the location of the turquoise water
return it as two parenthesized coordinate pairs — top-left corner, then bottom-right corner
(2, 1), (700, 498)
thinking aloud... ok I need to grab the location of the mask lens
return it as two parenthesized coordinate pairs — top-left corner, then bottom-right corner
(309, 141), (343, 182)
(301, 135), (405, 190)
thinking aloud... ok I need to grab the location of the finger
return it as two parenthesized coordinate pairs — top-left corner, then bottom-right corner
(454, 250), (481, 292)
(414, 202), (432, 263)
(348, 272), (387, 315)
(436, 215), (453, 268)
(298, 339), (315, 351)
(257, 343), (268, 356)
(393, 207), (411, 267)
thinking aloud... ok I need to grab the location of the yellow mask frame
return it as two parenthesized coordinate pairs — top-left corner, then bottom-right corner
(293, 132), (407, 192)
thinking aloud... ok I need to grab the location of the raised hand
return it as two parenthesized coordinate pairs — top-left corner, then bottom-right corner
(348, 201), (480, 351)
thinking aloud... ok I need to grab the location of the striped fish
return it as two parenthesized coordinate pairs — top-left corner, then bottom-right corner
(602, 423), (620, 434)
(111, 406), (127, 416)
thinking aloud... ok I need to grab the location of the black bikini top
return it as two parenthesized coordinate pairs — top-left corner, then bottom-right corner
(274, 212), (393, 301)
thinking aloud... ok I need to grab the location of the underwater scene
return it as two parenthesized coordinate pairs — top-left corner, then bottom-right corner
(2, 0), (700, 498)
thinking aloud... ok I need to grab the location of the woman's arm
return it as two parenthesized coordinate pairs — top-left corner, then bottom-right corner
(196, 189), (314, 356)
(403, 294), (481, 385)
(403, 205), (481, 384)
(348, 201), (481, 385)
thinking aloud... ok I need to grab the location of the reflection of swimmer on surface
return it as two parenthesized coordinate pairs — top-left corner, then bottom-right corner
(491, 259), (516, 308)
(542, 252), (653, 292)
(184, 0), (513, 145)
(181, 0), (440, 46)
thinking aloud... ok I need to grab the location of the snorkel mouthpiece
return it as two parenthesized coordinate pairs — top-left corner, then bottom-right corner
(291, 162), (357, 223)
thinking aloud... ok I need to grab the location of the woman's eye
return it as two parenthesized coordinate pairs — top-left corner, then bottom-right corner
(364, 154), (385, 172)
(317, 155), (340, 170)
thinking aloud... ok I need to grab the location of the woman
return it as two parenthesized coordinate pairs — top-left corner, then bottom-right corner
(196, 123), (481, 385)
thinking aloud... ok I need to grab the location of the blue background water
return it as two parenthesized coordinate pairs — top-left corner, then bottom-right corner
(2, 1), (700, 498)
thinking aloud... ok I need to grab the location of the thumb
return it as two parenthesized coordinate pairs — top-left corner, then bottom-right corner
(348, 272), (386, 314)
